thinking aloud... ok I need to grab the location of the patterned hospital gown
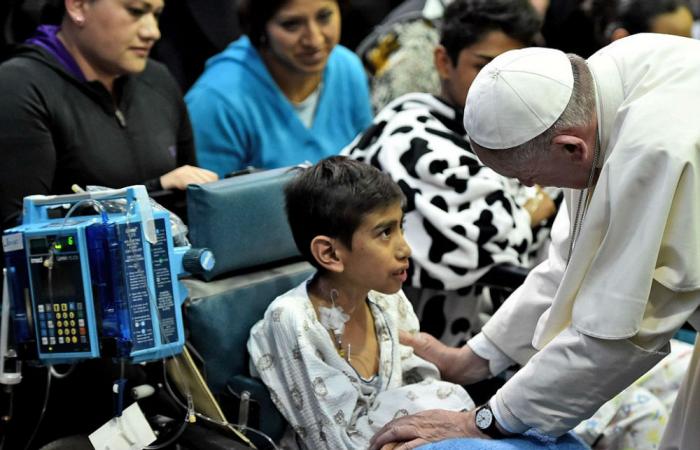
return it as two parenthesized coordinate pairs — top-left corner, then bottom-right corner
(247, 280), (475, 449)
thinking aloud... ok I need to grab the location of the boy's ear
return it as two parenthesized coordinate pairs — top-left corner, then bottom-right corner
(434, 45), (453, 80)
(310, 236), (344, 273)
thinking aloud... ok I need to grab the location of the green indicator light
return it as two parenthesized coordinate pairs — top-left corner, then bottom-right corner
(67, 236), (74, 245)
(54, 243), (62, 250)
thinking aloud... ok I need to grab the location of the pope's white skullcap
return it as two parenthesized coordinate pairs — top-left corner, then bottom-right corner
(463, 47), (573, 149)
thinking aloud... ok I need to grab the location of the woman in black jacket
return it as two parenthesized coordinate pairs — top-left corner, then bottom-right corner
(0, 1), (217, 447)
(0, 0), (217, 236)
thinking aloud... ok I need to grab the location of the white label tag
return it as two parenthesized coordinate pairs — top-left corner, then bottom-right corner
(89, 402), (157, 450)
(2, 233), (23, 253)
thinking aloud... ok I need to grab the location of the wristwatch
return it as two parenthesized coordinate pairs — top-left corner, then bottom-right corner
(474, 403), (508, 439)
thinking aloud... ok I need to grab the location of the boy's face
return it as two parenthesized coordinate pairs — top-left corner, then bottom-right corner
(339, 202), (411, 295)
(440, 30), (524, 111)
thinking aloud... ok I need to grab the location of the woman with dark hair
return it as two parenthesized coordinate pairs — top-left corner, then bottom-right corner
(0, 0), (218, 236)
(185, 0), (373, 177)
(0, 1), (218, 447)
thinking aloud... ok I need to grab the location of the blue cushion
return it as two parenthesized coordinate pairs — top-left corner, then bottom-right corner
(185, 266), (314, 443)
(186, 167), (302, 281)
(185, 265), (315, 394)
(674, 328), (697, 345)
(418, 432), (590, 450)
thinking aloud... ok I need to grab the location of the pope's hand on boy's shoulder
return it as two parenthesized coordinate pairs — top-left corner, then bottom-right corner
(370, 409), (487, 450)
(399, 331), (490, 385)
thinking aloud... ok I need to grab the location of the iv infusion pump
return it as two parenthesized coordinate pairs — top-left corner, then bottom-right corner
(1, 186), (213, 370)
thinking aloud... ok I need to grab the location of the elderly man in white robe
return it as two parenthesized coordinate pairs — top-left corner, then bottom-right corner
(369, 33), (700, 450)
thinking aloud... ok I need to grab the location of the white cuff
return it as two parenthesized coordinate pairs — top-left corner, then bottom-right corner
(467, 332), (516, 376)
(491, 393), (529, 434)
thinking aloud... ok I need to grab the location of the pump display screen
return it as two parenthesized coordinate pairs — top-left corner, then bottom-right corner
(52, 235), (77, 253)
(29, 235), (77, 255)
(27, 234), (91, 354)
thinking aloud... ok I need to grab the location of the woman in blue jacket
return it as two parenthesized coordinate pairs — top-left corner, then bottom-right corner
(186, 0), (373, 177)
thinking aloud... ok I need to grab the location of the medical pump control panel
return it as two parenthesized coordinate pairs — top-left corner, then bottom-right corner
(2, 186), (214, 365)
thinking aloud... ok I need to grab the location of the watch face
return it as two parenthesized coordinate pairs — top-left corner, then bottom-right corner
(475, 407), (493, 430)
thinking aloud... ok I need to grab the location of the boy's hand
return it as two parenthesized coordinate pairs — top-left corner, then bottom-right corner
(523, 186), (556, 226)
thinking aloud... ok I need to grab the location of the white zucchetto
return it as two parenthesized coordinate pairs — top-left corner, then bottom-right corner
(464, 47), (574, 149)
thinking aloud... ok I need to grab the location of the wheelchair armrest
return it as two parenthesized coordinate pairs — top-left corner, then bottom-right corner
(221, 375), (287, 443)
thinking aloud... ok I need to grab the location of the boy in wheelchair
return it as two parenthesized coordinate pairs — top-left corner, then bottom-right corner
(247, 156), (474, 449)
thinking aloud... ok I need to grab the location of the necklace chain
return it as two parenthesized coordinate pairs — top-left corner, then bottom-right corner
(567, 131), (602, 264)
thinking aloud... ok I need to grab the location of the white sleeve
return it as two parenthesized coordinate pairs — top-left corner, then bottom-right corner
(480, 200), (571, 365)
(490, 277), (700, 436)
(467, 332), (515, 376)
(490, 327), (669, 436)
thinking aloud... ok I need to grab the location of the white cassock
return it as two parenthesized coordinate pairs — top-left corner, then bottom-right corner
(469, 33), (700, 450)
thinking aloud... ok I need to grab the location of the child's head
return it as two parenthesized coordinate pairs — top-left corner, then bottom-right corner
(285, 156), (406, 271)
(436, 0), (541, 111)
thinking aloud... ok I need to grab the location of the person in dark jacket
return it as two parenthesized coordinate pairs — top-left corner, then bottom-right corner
(0, 0), (217, 238)
(0, 1), (217, 447)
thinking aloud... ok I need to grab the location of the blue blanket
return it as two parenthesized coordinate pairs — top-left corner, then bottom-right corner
(418, 432), (590, 450)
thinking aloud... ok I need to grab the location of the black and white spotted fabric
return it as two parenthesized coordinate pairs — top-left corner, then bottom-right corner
(342, 93), (553, 345)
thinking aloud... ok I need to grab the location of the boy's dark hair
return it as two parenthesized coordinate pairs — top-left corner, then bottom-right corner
(238, 0), (345, 49)
(284, 156), (404, 270)
(440, 0), (542, 64)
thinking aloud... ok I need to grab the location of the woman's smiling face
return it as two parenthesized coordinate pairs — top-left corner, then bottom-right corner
(263, 0), (341, 77)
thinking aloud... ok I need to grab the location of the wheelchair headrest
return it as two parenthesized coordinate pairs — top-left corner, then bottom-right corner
(186, 167), (302, 281)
